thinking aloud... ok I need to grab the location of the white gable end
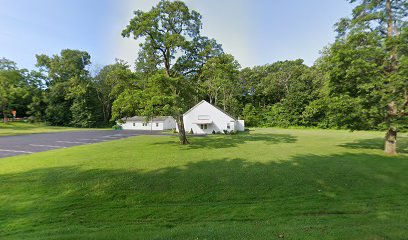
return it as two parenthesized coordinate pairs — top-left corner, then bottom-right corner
(182, 100), (244, 134)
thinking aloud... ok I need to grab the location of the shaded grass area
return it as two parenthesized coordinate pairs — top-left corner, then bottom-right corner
(0, 128), (407, 239)
(340, 136), (408, 154)
(0, 122), (102, 136)
(155, 133), (297, 149)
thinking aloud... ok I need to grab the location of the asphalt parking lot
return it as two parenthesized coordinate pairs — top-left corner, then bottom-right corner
(0, 130), (165, 158)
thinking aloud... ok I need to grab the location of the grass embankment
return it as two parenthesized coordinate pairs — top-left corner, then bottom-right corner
(0, 122), (103, 136)
(0, 128), (407, 239)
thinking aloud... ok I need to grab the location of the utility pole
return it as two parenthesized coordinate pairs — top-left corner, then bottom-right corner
(150, 104), (155, 135)
(150, 115), (153, 134)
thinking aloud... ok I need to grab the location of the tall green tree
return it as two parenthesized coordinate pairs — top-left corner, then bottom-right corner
(318, 32), (385, 129)
(93, 60), (136, 125)
(200, 54), (241, 116)
(36, 49), (101, 127)
(112, 71), (193, 138)
(238, 60), (320, 127)
(121, 0), (218, 144)
(25, 70), (47, 122)
(0, 59), (30, 122)
(331, 0), (408, 154)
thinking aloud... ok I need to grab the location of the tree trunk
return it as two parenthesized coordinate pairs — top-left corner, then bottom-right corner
(164, 48), (171, 76)
(95, 91), (107, 123)
(176, 114), (189, 145)
(386, 0), (394, 38)
(2, 108), (8, 123)
(394, 0), (400, 37)
(384, 0), (398, 155)
(222, 86), (226, 111)
(385, 127), (397, 155)
(386, 0), (397, 65)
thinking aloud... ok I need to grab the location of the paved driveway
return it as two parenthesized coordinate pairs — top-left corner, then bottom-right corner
(0, 130), (165, 158)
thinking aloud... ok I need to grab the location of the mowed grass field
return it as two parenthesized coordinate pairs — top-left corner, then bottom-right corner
(0, 128), (407, 239)
(0, 122), (94, 136)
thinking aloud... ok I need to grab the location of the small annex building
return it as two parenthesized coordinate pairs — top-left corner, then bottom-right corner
(180, 100), (245, 134)
(119, 116), (176, 131)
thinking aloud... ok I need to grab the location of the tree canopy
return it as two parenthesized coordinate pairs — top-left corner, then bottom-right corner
(1, 0), (407, 152)
(118, 0), (223, 144)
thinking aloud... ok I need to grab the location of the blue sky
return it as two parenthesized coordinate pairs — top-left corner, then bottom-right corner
(0, 0), (353, 70)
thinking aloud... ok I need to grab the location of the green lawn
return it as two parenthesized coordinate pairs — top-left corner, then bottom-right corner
(0, 128), (407, 239)
(0, 122), (100, 136)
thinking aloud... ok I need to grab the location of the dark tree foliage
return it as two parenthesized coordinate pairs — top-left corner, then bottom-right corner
(327, 0), (408, 154)
(0, 59), (47, 122)
(36, 49), (103, 127)
(93, 60), (135, 125)
(238, 60), (323, 128)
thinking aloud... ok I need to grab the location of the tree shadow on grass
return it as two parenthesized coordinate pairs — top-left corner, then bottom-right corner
(339, 136), (408, 154)
(1, 153), (408, 239)
(153, 133), (298, 150)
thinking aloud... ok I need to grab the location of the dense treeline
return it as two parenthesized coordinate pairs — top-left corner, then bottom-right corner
(1, 0), (407, 152)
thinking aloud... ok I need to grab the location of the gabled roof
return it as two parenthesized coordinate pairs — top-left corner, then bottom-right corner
(183, 100), (236, 120)
(122, 116), (172, 122)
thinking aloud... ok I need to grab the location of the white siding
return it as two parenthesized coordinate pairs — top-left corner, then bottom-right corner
(182, 101), (244, 134)
(235, 120), (245, 131)
(119, 116), (176, 130)
(163, 117), (177, 130)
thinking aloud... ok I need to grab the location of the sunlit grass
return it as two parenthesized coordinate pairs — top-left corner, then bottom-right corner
(0, 128), (407, 239)
(0, 122), (102, 136)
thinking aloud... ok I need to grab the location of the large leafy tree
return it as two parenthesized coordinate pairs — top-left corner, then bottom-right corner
(329, 0), (408, 154)
(0, 59), (30, 122)
(24, 70), (47, 122)
(36, 49), (102, 127)
(259, 61), (319, 127)
(199, 54), (241, 116)
(318, 32), (386, 129)
(239, 60), (320, 127)
(120, 0), (221, 144)
(93, 60), (135, 125)
(112, 71), (193, 141)
(240, 60), (312, 109)
(122, 0), (204, 76)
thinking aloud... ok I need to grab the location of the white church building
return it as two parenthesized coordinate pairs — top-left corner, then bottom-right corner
(180, 100), (245, 134)
(119, 116), (176, 131)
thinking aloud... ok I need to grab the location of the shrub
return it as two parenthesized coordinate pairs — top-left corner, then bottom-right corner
(27, 116), (39, 123)
(112, 124), (122, 130)
(242, 103), (261, 127)
(263, 104), (291, 128)
(301, 98), (328, 127)
(189, 128), (194, 134)
(212, 130), (216, 134)
(302, 95), (368, 130)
